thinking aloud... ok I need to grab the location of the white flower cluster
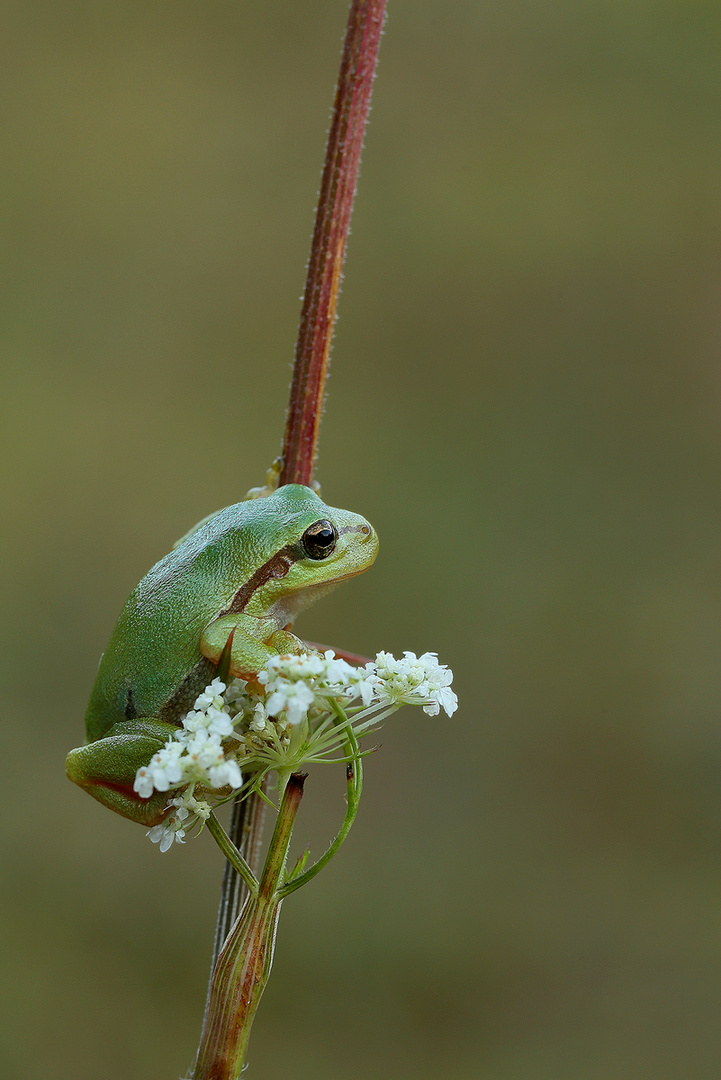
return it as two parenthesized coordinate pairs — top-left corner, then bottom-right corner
(146, 789), (212, 853)
(251, 649), (457, 727)
(259, 651), (375, 724)
(136, 648), (457, 852)
(368, 651), (458, 718)
(133, 677), (242, 800)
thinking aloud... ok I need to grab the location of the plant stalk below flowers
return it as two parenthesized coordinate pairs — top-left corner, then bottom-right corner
(190, 773), (306, 1080)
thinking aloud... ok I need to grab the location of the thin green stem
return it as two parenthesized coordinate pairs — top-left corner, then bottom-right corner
(278, 705), (362, 898)
(206, 812), (259, 898)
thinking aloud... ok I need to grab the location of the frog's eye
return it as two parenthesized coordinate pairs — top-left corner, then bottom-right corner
(302, 519), (337, 560)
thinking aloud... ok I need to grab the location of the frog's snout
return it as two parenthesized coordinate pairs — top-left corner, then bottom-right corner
(337, 516), (378, 566)
(357, 519), (379, 559)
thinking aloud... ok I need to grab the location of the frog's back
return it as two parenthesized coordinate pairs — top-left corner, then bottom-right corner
(85, 504), (250, 741)
(84, 486), (340, 742)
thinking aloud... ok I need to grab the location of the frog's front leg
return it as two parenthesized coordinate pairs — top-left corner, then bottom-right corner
(65, 718), (180, 826)
(200, 613), (309, 681)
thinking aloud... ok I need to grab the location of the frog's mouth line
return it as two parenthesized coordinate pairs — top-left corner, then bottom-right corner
(267, 576), (350, 631)
(268, 559), (378, 630)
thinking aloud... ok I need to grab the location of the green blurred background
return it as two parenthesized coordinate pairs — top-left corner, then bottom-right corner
(3, 1), (721, 1077)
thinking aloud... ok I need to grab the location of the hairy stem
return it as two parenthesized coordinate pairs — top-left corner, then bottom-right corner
(206, 0), (387, 1048)
(280, 0), (387, 486)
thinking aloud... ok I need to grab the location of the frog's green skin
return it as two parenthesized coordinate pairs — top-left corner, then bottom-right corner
(66, 485), (378, 826)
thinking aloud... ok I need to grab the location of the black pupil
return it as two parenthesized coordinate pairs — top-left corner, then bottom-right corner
(302, 520), (337, 560)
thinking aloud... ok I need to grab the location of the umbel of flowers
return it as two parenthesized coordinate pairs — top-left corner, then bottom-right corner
(134, 647), (458, 1080)
(133, 649), (457, 851)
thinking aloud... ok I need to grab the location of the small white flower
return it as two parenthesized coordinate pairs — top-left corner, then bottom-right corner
(183, 731), (225, 774)
(322, 652), (376, 706)
(147, 819), (186, 852)
(258, 651), (377, 722)
(193, 678), (227, 711)
(146, 741), (185, 791)
(146, 788), (214, 853)
(203, 706), (235, 738)
(265, 679), (316, 725)
(169, 790), (212, 822)
(208, 757), (243, 789)
(181, 680), (234, 738)
(133, 767), (155, 800)
(224, 677), (252, 708)
(249, 702), (269, 732)
(320, 650), (361, 686)
(423, 684), (459, 717)
(181, 709), (206, 734)
(169, 790), (212, 829)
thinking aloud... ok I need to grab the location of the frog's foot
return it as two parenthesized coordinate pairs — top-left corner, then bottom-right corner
(245, 460), (323, 500)
(200, 614), (310, 682)
(301, 641), (372, 666)
(66, 718), (181, 826)
(268, 629), (313, 656)
(244, 458), (284, 500)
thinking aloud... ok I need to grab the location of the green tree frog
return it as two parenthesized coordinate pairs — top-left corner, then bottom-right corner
(66, 484), (378, 825)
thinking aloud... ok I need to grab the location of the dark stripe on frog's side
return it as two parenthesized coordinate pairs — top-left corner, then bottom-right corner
(125, 686), (137, 721)
(219, 524), (369, 617)
(158, 655), (219, 725)
(219, 542), (302, 617)
(123, 656), (218, 726)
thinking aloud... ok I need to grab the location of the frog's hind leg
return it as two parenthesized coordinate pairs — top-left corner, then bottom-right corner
(65, 718), (181, 826)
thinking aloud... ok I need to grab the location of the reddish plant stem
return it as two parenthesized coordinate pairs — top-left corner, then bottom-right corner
(280, 0), (387, 487)
(212, 0), (387, 971)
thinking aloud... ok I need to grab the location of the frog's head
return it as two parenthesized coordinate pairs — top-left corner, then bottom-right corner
(219, 484), (378, 624)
